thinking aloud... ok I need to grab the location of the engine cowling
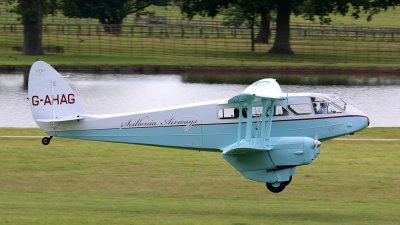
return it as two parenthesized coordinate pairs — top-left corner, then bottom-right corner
(268, 137), (320, 167)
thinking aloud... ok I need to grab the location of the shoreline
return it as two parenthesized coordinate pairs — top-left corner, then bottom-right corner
(1, 64), (399, 75)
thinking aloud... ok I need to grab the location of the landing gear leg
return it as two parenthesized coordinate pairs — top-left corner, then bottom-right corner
(42, 136), (53, 145)
(266, 176), (292, 193)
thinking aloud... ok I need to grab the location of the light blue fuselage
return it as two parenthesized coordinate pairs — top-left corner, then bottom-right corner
(47, 101), (369, 152)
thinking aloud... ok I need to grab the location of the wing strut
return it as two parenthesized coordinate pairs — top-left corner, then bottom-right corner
(260, 99), (267, 142)
(245, 100), (253, 140)
(237, 102), (243, 142)
(265, 100), (275, 142)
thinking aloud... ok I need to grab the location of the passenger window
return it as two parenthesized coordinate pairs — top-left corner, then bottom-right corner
(218, 108), (239, 119)
(242, 106), (264, 118)
(274, 105), (289, 116)
(252, 106), (263, 117)
(288, 104), (312, 115)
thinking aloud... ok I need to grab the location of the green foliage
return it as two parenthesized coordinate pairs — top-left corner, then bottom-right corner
(0, 0), (58, 21)
(62, 0), (170, 25)
(178, 0), (400, 54)
(300, 0), (400, 24)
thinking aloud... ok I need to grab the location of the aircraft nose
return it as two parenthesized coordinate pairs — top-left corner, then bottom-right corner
(346, 105), (369, 130)
(357, 109), (369, 128)
(361, 115), (369, 129)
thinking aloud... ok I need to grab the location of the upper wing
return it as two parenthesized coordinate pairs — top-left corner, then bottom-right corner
(228, 78), (287, 104)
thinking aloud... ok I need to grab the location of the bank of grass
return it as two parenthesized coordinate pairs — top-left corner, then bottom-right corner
(0, 44), (399, 68)
(0, 127), (399, 225)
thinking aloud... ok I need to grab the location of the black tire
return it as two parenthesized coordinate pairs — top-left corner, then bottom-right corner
(282, 176), (292, 186)
(41, 136), (52, 145)
(266, 182), (286, 193)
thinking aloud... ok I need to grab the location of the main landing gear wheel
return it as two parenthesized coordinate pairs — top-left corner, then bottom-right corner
(266, 176), (292, 193)
(41, 136), (53, 145)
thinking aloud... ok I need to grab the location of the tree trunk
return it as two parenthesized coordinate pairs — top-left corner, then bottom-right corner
(250, 23), (255, 52)
(269, 0), (293, 54)
(255, 10), (270, 44)
(100, 17), (123, 34)
(102, 23), (122, 34)
(21, 0), (43, 55)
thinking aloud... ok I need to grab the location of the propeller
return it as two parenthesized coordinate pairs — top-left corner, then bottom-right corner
(313, 134), (321, 157)
(314, 134), (321, 148)
(314, 139), (321, 148)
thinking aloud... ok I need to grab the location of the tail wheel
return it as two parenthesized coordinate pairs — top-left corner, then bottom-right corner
(41, 136), (53, 145)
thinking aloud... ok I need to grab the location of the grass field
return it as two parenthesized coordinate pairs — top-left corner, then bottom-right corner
(0, 128), (399, 225)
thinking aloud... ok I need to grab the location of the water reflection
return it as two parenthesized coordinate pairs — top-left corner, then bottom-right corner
(1, 73), (399, 128)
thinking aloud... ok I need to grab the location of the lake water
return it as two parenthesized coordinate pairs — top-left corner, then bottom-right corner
(1, 73), (399, 128)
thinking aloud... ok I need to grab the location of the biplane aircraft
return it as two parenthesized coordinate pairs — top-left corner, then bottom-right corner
(28, 61), (369, 193)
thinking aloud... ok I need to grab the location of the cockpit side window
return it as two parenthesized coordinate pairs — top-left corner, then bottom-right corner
(330, 98), (346, 113)
(328, 104), (343, 114)
(312, 97), (327, 114)
(312, 96), (346, 114)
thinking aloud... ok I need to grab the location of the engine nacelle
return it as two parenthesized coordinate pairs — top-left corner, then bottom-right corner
(269, 137), (320, 167)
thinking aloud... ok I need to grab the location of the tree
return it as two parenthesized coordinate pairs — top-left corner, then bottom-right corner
(178, 0), (400, 54)
(221, 5), (257, 51)
(1, 0), (57, 55)
(256, 8), (271, 44)
(268, 0), (296, 54)
(221, 1), (272, 47)
(178, 0), (292, 53)
(62, 0), (170, 34)
(271, 0), (400, 54)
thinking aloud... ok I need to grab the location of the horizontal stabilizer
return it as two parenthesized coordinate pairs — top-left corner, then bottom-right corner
(36, 114), (86, 123)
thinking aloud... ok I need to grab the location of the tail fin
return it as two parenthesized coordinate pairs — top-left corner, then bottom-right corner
(28, 61), (86, 128)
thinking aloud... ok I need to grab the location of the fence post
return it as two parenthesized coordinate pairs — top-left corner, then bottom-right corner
(181, 26), (185, 38)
